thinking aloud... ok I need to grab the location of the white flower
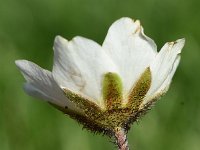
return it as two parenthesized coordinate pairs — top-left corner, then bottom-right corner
(15, 17), (185, 135)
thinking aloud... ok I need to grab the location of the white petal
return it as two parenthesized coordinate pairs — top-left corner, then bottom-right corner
(52, 36), (118, 104)
(157, 56), (181, 93)
(102, 17), (157, 95)
(145, 39), (185, 99)
(142, 56), (181, 106)
(15, 60), (78, 111)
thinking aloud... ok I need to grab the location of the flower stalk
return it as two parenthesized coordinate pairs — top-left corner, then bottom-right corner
(114, 127), (129, 150)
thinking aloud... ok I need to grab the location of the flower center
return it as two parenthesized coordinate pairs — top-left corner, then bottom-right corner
(51, 67), (152, 135)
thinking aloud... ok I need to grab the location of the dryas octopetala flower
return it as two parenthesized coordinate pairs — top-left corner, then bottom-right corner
(15, 17), (184, 148)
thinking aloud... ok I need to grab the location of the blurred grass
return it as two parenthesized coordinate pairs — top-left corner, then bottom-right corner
(0, 0), (200, 150)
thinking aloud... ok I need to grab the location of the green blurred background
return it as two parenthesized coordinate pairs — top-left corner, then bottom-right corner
(0, 0), (200, 149)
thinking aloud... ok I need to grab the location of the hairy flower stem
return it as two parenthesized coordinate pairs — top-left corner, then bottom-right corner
(114, 127), (129, 150)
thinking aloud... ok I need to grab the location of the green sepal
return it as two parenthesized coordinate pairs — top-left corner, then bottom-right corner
(63, 88), (102, 118)
(127, 67), (152, 111)
(102, 72), (123, 110)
